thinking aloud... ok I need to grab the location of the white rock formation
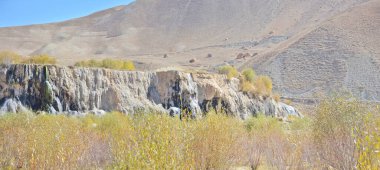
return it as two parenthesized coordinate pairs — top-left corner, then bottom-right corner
(0, 64), (301, 119)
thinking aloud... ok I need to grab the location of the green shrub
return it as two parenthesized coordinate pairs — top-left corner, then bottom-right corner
(218, 65), (239, 80)
(74, 59), (135, 71)
(22, 54), (57, 64)
(242, 68), (256, 83)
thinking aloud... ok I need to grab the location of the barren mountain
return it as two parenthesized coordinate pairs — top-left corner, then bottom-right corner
(0, 0), (367, 63)
(249, 0), (380, 101)
(0, 0), (379, 100)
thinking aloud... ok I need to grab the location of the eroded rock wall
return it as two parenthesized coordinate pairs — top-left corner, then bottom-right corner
(0, 64), (301, 119)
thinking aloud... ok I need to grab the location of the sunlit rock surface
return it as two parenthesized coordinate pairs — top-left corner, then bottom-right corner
(0, 64), (301, 119)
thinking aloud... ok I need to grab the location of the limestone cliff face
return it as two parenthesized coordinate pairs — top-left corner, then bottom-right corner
(0, 64), (301, 119)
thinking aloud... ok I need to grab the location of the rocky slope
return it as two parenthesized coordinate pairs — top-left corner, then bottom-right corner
(0, 64), (300, 119)
(248, 0), (380, 101)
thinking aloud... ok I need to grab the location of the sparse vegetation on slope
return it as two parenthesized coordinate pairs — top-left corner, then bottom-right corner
(22, 54), (57, 65)
(0, 51), (57, 65)
(242, 68), (256, 83)
(254, 76), (273, 96)
(0, 51), (22, 64)
(218, 66), (273, 97)
(74, 59), (135, 71)
(218, 65), (239, 80)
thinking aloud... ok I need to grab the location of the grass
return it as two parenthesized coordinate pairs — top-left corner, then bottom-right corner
(0, 51), (56, 65)
(0, 51), (23, 64)
(74, 59), (135, 71)
(22, 54), (57, 65)
(0, 51), (136, 70)
(0, 97), (379, 169)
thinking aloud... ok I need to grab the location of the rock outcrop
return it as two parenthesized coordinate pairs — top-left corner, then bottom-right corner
(0, 64), (301, 119)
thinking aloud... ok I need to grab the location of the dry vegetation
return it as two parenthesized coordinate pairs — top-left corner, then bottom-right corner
(313, 97), (380, 169)
(0, 97), (378, 169)
(0, 51), (136, 71)
(22, 54), (57, 65)
(0, 51), (57, 65)
(0, 51), (22, 64)
(74, 59), (135, 71)
(218, 65), (239, 80)
(218, 66), (273, 97)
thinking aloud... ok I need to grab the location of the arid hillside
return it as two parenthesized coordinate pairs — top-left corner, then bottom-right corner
(248, 0), (380, 100)
(0, 0), (379, 100)
(0, 0), (367, 63)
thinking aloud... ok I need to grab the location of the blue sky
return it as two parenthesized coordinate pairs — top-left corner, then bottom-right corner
(0, 0), (134, 27)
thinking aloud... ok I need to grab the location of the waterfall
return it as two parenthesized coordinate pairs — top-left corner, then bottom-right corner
(54, 97), (63, 113)
(0, 99), (28, 114)
(0, 99), (18, 113)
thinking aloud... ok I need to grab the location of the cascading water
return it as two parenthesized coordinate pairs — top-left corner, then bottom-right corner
(54, 97), (63, 113)
(0, 98), (28, 115)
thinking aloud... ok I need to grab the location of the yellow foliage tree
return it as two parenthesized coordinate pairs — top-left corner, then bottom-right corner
(356, 113), (380, 169)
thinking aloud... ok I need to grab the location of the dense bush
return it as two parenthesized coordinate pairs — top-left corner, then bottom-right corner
(242, 68), (256, 83)
(218, 66), (273, 96)
(240, 80), (255, 94)
(312, 96), (380, 169)
(254, 76), (273, 96)
(244, 115), (292, 169)
(75, 59), (135, 71)
(0, 111), (311, 169)
(312, 96), (362, 169)
(0, 98), (378, 169)
(218, 65), (239, 80)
